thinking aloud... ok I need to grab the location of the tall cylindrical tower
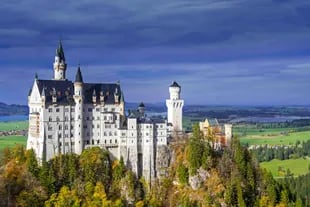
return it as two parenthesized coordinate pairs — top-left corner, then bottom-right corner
(166, 81), (184, 132)
(53, 40), (67, 80)
(74, 66), (84, 154)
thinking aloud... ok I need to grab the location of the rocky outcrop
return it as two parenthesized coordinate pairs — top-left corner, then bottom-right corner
(189, 167), (210, 190)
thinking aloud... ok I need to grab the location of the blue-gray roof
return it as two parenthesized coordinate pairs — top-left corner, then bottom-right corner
(35, 79), (122, 105)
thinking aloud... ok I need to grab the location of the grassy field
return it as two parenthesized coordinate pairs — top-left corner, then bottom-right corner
(234, 125), (310, 145)
(0, 121), (28, 131)
(0, 135), (27, 151)
(260, 158), (310, 178)
(239, 131), (310, 145)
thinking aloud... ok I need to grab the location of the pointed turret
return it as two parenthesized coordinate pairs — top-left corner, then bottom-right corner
(73, 65), (84, 155)
(75, 65), (83, 83)
(53, 40), (67, 80)
(56, 40), (65, 62)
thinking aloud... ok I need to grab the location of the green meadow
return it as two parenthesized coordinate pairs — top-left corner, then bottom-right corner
(0, 121), (28, 131)
(260, 158), (310, 178)
(0, 121), (28, 155)
(239, 131), (310, 145)
(0, 135), (27, 152)
(234, 125), (310, 146)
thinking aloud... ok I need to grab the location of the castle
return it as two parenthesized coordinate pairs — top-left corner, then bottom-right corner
(26, 41), (184, 181)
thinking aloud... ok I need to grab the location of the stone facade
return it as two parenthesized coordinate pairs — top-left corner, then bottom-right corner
(27, 42), (183, 181)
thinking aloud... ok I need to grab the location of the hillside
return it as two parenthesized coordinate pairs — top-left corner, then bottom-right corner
(0, 124), (305, 206)
(0, 102), (28, 116)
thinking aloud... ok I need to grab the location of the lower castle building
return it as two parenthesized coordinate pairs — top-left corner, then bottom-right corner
(27, 41), (184, 181)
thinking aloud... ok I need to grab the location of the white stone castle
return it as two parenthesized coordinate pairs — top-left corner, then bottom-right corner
(27, 41), (184, 181)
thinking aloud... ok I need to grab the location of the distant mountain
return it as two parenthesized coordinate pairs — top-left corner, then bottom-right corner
(126, 102), (166, 113)
(0, 102), (28, 116)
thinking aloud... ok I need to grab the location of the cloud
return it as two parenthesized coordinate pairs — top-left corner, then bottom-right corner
(1, 0), (310, 105)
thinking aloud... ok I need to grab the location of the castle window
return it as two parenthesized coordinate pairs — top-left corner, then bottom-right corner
(146, 139), (149, 142)
(56, 117), (60, 122)
(56, 108), (60, 112)
(71, 133), (73, 137)
(58, 133), (62, 138)
(86, 140), (89, 145)
(115, 139), (117, 143)
(48, 135), (52, 139)
(104, 140), (107, 144)
(86, 117), (89, 120)
(59, 125), (62, 130)
(146, 133), (149, 136)
(49, 117), (52, 122)
(88, 108), (92, 112)
(71, 141), (75, 145)
(114, 132), (117, 136)
(97, 117), (100, 120)
(111, 108), (115, 112)
(110, 139), (112, 143)
(122, 133), (125, 136)
(48, 126), (53, 131)
(146, 125), (149, 128)
(65, 108), (69, 112)
(97, 124), (100, 128)
(92, 140), (94, 145)
(104, 116), (107, 120)
(97, 140), (100, 144)
(64, 116), (68, 121)
(48, 108), (53, 112)
(109, 132), (112, 136)
(83, 125), (87, 129)
(104, 132), (107, 136)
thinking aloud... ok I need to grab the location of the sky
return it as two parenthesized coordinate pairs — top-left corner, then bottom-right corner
(1, 0), (310, 106)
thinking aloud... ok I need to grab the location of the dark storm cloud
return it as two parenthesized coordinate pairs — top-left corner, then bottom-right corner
(1, 0), (310, 105)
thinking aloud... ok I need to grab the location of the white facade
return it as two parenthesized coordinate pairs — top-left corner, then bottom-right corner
(27, 42), (182, 181)
(166, 82), (184, 132)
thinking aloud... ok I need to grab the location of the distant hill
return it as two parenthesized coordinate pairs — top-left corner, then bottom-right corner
(0, 102), (28, 116)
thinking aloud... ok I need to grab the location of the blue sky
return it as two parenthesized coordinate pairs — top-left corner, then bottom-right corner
(1, 0), (310, 105)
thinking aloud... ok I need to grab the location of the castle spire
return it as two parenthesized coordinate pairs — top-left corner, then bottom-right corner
(75, 65), (83, 83)
(56, 39), (65, 62)
(53, 40), (67, 80)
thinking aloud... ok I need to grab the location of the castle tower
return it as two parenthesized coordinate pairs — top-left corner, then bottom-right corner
(74, 66), (84, 154)
(53, 40), (67, 80)
(224, 124), (232, 147)
(166, 81), (184, 132)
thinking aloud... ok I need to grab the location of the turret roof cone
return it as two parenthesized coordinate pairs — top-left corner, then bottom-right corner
(170, 81), (180, 88)
(75, 65), (83, 83)
(56, 40), (65, 62)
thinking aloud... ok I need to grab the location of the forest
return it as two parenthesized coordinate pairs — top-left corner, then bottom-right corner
(250, 140), (310, 162)
(0, 124), (307, 206)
